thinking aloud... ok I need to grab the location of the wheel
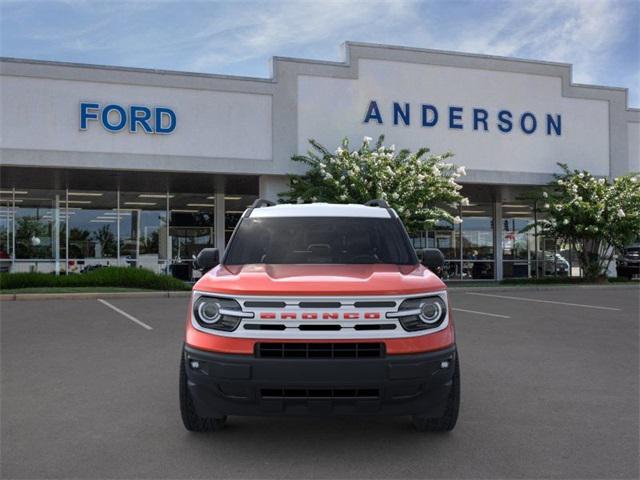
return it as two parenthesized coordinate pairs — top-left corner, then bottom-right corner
(412, 355), (460, 432)
(179, 350), (227, 432)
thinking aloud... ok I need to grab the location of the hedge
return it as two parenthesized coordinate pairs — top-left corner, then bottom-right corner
(501, 276), (635, 285)
(0, 267), (192, 291)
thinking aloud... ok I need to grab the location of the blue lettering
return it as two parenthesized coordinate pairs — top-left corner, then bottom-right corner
(421, 104), (438, 127)
(130, 105), (153, 133)
(80, 102), (99, 130)
(449, 106), (463, 129)
(497, 110), (513, 133)
(155, 107), (176, 134)
(393, 102), (410, 126)
(473, 108), (489, 131)
(520, 112), (537, 134)
(101, 104), (127, 132)
(546, 114), (561, 136)
(364, 100), (383, 124)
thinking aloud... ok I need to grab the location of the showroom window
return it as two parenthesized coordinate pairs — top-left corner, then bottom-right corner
(169, 192), (215, 280)
(0, 188), (223, 278)
(224, 194), (258, 243)
(119, 192), (170, 273)
(461, 203), (494, 279)
(417, 203), (495, 280)
(501, 202), (575, 278)
(13, 189), (66, 273)
(66, 190), (118, 273)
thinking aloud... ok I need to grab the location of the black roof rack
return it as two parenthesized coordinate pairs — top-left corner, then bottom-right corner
(365, 199), (390, 209)
(250, 198), (276, 209)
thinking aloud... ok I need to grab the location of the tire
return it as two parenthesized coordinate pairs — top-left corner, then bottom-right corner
(179, 350), (227, 432)
(412, 355), (460, 432)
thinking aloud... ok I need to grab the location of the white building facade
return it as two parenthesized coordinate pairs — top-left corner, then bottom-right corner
(1, 42), (638, 280)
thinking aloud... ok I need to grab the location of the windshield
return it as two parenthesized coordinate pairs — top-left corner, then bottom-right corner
(224, 217), (418, 265)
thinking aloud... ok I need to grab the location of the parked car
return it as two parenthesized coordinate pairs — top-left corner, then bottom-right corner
(181, 199), (459, 432)
(537, 251), (570, 276)
(617, 243), (640, 280)
(0, 249), (10, 273)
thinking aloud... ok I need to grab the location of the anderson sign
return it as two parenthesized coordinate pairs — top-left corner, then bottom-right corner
(363, 100), (562, 136)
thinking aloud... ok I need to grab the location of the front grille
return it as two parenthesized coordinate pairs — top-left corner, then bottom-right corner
(261, 388), (380, 399)
(256, 342), (385, 359)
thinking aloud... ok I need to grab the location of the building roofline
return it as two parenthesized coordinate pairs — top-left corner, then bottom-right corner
(1, 40), (637, 109)
(0, 56), (274, 84)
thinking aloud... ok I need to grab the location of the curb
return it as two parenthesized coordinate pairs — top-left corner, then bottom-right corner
(0, 291), (192, 301)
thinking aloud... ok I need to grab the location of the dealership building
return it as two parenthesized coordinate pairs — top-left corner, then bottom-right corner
(1, 42), (638, 280)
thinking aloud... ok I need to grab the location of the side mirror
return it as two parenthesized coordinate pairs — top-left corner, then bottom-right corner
(195, 248), (220, 272)
(417, 248), (444, 277)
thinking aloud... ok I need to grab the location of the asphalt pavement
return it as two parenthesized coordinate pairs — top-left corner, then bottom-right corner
(1, 286), (638, 479)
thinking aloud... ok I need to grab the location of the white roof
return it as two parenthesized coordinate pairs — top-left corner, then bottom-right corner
(249, 203), (393, 218)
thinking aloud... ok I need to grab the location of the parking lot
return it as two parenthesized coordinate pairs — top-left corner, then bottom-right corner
(1, 286), (638, 479)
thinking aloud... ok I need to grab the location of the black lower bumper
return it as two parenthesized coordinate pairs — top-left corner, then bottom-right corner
(183, 344), (457, 417)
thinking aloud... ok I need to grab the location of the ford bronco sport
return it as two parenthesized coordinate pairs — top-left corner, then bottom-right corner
(180, 199), (460, 432)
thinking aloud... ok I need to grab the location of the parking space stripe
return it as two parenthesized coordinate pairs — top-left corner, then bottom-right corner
(465, 292), (621, 311)
(452, 308), (511, 319)
(97, 299), (153, 330)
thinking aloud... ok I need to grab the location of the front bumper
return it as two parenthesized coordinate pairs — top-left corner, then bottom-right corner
(183, 344), (457, 417)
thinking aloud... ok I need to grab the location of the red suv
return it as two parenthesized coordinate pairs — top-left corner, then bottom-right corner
(180, 200), (460, 432)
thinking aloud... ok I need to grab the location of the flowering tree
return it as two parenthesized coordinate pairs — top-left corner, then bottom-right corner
(280, 135), (468, 231)
(535, 163), (640, 280)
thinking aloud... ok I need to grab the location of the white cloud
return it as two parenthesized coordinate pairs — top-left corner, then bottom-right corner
(184, 0), (418, 72)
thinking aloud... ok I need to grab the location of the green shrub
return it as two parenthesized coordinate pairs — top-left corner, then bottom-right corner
(500, 276), (635, 285)
(0, 267), (192, 291)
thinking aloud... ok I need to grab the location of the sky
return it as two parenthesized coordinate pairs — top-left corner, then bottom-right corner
(1, 0), (639, 106)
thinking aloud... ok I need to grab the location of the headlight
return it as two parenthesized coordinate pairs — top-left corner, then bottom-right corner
(192, 295), (245, 331)
(392, 295), (447, 331)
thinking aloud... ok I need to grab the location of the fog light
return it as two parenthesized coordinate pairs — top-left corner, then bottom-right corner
(189, 360), (200, 369)
(440, 360), (450, 369)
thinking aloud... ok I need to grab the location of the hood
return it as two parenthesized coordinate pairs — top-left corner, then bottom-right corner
(194, 264), (445, 296)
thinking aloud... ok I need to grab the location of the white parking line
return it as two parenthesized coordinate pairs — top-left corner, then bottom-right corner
(97, 299), (153, 330)
(465, 292), (621, 311)
(453, 308), (511, 319)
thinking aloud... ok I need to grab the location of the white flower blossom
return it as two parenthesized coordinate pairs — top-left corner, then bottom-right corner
(557, 179), (564, 185)
(363, 136), (372, 143)
(391, 192), (399, 200)
(389, 144), (395, 152)
(461, 197), (470, 206)
(618, 208), (625, 218)
(339, 194), (347, 201)
(542, 191), (548, 198)
(544, 203), (550, 209)
(453, 216), (463, 224)
(456, 166), (467, 176)
(335, 147), (343, 155)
